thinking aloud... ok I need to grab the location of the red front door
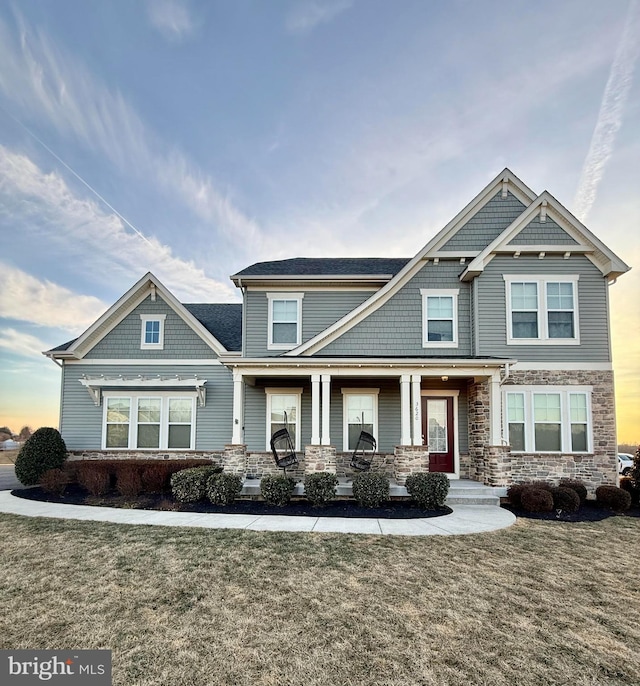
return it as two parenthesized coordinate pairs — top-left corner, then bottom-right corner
(422, 397), (455, 473)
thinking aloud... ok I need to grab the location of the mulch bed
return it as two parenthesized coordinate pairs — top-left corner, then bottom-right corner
(502, 501), (640, 522)
(11, 485), (453, 520)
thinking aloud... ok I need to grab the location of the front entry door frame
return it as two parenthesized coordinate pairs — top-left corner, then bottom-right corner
(421, 389), (459, 478)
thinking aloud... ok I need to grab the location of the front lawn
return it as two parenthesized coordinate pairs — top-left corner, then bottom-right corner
(0, 514), (638, 685)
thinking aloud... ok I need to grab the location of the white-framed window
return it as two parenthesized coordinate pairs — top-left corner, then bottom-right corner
(504, 275), (579, 344)
(265, 388), (302, 451)
(341, 388), (379, 451)
(420, 289), (459, 348)
(103, 392), (196, 450)
(503, 386), (592, 453)
(140, 314), (166, 349)
(267, 293), (303, 350)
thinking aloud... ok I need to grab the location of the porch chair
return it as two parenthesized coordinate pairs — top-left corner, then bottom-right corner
(350, 430), (377, 472)
(269, 411), (299, 476)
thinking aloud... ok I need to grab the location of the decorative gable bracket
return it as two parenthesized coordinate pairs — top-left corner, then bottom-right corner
(79, 375), (207, 407)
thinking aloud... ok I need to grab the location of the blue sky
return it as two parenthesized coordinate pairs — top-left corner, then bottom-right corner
(0, 0), (638, 440)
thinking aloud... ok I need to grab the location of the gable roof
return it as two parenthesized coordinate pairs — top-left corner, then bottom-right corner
(287, 168), (538, 356)
(44, 273), (233, 359)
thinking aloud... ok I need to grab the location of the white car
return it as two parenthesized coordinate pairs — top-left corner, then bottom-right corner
(618, 453), (634, 476)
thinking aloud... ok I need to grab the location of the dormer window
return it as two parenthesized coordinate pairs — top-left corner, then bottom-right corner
(267, 293), (303, 350)
(140, 314), (166, 349)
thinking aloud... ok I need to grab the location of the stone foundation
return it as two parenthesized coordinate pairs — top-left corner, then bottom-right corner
(68, 450), (221, 462)
(222, 444), (247, 476)
(482, 445), (512, 487)
(393, 446), (429, 485)
(304, 446), (337, 474)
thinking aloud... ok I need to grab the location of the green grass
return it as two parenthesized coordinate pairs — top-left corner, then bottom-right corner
(0, 513), (639, 685)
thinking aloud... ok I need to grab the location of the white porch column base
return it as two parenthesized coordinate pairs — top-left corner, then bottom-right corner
(411, 374), (422, 446)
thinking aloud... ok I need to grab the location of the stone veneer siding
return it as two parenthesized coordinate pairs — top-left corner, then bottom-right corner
(467, 379), (490, 483)
(393, 446), (429, 485)
(68, 450), (221, 462)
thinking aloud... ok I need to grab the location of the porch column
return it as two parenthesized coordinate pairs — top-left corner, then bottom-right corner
(311, 374), (321, 445)
(400, 374), (411, 445)
(411, 374), (422, 446)
(321, 374), (331, 445)
(231, 369), (244, 444)
(489, 370), (502, 445)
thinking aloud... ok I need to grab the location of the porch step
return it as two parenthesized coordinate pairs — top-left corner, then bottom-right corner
(240, 477), (504, 506)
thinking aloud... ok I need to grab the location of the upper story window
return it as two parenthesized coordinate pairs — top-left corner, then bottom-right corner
(420, 289), (459, 348)
(267, 293), (303, 350)
(504, 386), (591, 454)
(140, 314), (166, 349)
(504, 275), (579, 345)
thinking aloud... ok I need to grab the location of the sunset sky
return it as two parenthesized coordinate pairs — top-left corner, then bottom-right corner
(0, 0), (638, 443)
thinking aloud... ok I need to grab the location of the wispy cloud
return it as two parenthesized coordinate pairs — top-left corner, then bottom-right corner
(0, 13), (262, 253)
(285, 0), (353, 35)
(0, 148), (238, 303)
(573, 0), (640, 223)
(0, 327), (56, 358)
(146, 0), (197, 43)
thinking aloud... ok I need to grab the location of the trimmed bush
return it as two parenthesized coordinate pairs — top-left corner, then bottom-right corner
(595, 485), (631, 512)
(559, 479), (588, 504)
(405, 472), (450, 509)
(620, 477), (639, 505)
(507, 483), (526, 508)
(304, 473), (338, 506)
(520, 487), (554, 513)
(171, 466), (222, 503)
(77, 463), (110, 496)
(141, 464), (171, 493)
(550, 486), (581, 513)
(261, 475), (296, 506)
(116, 464), (144, 498)
(206, 473), (243, 505)
(39, 468), (69, 496)
(14, 427), (68, 486)
(352, 472), (390, 508)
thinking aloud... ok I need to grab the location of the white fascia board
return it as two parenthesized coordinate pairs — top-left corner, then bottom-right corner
(67, 273), (228, 359)
(462, 191), (630, 281)
(288, 169), (537, 356)
(63, 358), (221, 366)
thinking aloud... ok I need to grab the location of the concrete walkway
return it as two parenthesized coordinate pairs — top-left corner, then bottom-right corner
(0, 465), (21, 491)
(0, 490), (515, 536)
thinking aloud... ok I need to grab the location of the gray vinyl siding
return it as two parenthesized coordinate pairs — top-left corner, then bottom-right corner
(241, 377), (468, 455)
(507, 217), (579, 245)
(85, 295), (216, 359)
(476, 255), (611, 361)
(59, 363), (233, 450)
(243, 290), (374, 357)
(320, 260), (471, 356)
(439, 191), (527, 251)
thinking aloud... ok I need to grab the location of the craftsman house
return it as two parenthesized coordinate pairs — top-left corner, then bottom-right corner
(45, 169), (629, 493)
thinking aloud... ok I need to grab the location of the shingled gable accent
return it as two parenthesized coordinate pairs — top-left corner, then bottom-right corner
(46, 273), (229, 359)
(460, 191), (630, 282)
(286, 168), (538, 357)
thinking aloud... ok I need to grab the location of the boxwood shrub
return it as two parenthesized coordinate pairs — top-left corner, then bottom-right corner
(304, 472), (338, 506)
(405, 472), (450, 509)
(520, 487), (554, 513)
(559, 479), (588, 504)
(261, 475), (296, 506)
(352, 472), (389, 508)
(550, 486), (581, 513)
(595, 484), (631, 512)
(14, 427), (68, 486)
(171, 465), (222, 503)
(206, 473), (243, 505)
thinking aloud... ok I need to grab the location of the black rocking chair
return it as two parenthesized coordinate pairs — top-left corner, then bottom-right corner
(350, 429), (376, 472)
(269, 411), (298, 476)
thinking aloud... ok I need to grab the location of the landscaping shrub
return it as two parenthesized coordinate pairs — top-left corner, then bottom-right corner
(595, 485), (631, 512)
(171, 466), (221, 503)
(116, 464), (144, 498)
(507, 483), (526, 508)
(631, 445), (640, 487)
(619, 477), (639, 505)
(39, 468), (69, 496)
(260, 475), (296, 506)
(77, 463), (110, 496)
(559, 479), (588, 504)
(14, 427), (68, 486)
(352, 472), (390, 508)
(405, 472), (450, 509)
(520, 487), (554, 513)
(304, 473), (338, 506)
(206, 473), (243, 505)
(550, 486), (581, 513)
(141, 464), (170, 493)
